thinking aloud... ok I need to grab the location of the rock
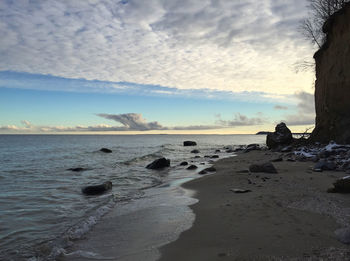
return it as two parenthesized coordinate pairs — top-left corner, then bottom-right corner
(313, 160), (337, 171)
(230, 188), (251, 194)
(146, 158), (170, 169)
(204, 167), (216, 172)
(191, 149), (200, 153)
(271, 157), (283, 162)
(249, 162), (278, 174)
(335, 227), (350, 244)
(180, 161), (188, 166)
(82, 181), (112, 195)
(100, 148), (112, 153)
(266, 123), (293, 150)
(226, 149), (234, 153)
(328, 176), (350, 193)
(244, 144), (261, 153)
(194, 156), (201, 158)
(67, 167), (88, 172)
(281, 145), (293, 152)
(198, 170), (208, 175)
(187, 165), (198, 170)
(210, 155), (219, 159)
(199, 167), (216, 175)
(215, 149), (221, 153)
(184, 141), (197, 146)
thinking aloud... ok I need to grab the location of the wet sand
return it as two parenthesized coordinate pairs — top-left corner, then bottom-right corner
(159, 150), (350, 260)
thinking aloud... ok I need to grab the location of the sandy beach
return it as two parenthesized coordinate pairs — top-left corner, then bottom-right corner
(159, 150), (350, 260)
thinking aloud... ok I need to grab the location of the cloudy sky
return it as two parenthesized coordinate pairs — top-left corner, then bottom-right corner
(0, 0), (317, 134)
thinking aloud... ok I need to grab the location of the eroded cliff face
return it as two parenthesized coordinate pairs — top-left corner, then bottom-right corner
(311, 3), (350, 143)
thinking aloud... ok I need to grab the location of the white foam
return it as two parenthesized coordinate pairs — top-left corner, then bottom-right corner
(66, 199), (116, 240)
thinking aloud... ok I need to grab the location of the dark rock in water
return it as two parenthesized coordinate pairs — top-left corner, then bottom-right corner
(67, 167), (88, 172)
(184, 141), (197, 146)
(215, 149), (221, 153)
(335, 228), (350, 244)
(100, 148), (112, 153)
(249, 162), (278, 174)
(226, 149), (234, 153)
(211, 155), (219, 159)
(82, 181), (112, 195)
(146, 158), (170, 169)
(313, 160), (337, 172)
(328, 176), (350, 193)
(180, 161), (188, 166)
(230, 188), (251, 194)
(198, 167), (216, 175)
(187, 165), (198, 170)
(194, 155), (201, 158)
(266, 123), (293, 150)
(191, 149), (200, 154)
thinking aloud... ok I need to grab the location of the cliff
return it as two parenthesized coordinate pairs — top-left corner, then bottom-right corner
(311, 3), (350, 143)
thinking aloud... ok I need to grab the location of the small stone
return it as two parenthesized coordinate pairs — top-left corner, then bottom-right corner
(100, 148), (112, 153)
(249, 162), (278, 174)
(230, 188), (251, 193)
(180, 161), (188, 166)
(335, 228), (350, 244)
(271, 157), (283, 162)
(191, 149), (200, 154)
(187, 165), (198, 170)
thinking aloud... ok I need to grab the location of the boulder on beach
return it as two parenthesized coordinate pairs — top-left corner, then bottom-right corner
(313, 160), (337, 172)
(328, 176), (350, 193)
(180, 161), (188, 166)
(82, 181), (112, 195)
(146, 158), (170, 170)
(210, 155), (219, 159)
(266, 122), (293, 150)
(249, 162), (278, 174)
(100, 148), (112, 153)
(187, 165), (198, 170)
(191, 149), (200, 154)
(184, 141), (197, 146)
(244, 144), (261, 153)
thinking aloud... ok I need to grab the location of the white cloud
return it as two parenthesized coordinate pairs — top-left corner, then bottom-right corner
(274, 105), (288, 110)
(0, 0), (314, 95)
(216, 112), (268, 127)
(282, 91), (315, 125)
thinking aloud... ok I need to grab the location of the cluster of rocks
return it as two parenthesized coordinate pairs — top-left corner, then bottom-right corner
(265, 123), (350, 193)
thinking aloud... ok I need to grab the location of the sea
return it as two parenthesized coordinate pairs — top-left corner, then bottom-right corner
(0, 134), (266, 261)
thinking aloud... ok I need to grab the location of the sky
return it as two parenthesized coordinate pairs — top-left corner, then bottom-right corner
(0, 0), (317, 134)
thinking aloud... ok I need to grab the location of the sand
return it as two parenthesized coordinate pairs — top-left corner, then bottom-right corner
(159, 150), (350, 260)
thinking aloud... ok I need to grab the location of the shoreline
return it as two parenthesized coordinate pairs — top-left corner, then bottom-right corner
(159, 150), (350, 260)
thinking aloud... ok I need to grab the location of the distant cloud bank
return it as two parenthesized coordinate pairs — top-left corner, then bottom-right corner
(0, 112), (268, 133)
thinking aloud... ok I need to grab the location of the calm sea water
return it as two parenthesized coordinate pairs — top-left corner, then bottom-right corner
(0, 134), (266, 260)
